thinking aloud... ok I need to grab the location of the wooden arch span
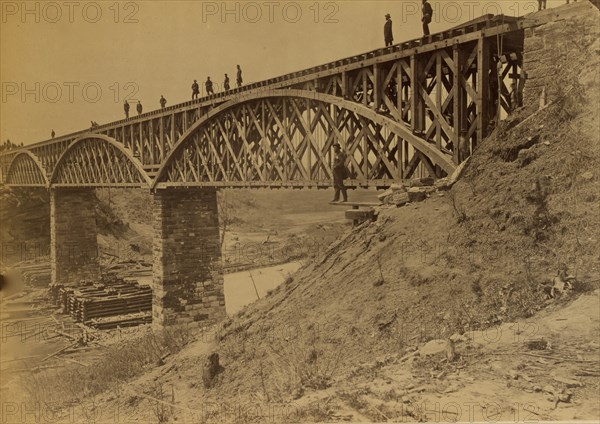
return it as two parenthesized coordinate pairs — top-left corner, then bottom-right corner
(153, 90), (456, 189)
(49, 134), (152, 187)
(5, 151), (49, 186)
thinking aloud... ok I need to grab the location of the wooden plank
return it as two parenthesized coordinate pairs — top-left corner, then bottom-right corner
(476, 37), (491, 147)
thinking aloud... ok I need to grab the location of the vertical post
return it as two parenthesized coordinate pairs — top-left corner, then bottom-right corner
(149, 118), (155, 164)
(362, 71), (368, 106)
(476, 37), (491, 148)
(305, 100), (312, 182)
(435, 54), (442, 149)
(396, 61), (403, 118)
(341, 71), (349, 99)
(453, 45), (466, 164)
(170, 113), (176, 149)
(373, 64), (381, 111)
(139, 121), (145, 164)
(282, 100), (288, 182)
(410, 54), (425, 134)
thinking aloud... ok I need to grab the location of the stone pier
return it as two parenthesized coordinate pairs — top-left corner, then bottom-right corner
(152, 188), (226, 329)
(50, 188), (99, 285)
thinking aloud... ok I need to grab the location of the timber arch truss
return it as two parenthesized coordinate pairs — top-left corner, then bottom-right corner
(5, 151), (49, 186)
(50, 135), (151, 188)
(153, 90), (456, 189)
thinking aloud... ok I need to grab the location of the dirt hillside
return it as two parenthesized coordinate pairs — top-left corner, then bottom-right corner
(63, 7), (600, 422)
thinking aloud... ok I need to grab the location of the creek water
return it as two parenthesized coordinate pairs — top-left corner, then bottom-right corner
(223, 261), (301, 315)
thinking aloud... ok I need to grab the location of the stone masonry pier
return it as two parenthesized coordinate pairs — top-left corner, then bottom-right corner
(152, 188), (226, 329)
(50, 188), (99, 285)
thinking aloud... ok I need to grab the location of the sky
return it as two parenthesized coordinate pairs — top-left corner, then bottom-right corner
(1, 0), (568, 146)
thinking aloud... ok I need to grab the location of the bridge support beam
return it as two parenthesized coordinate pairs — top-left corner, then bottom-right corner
(152, 187), (225, 329)
(50, 188), (99, 285)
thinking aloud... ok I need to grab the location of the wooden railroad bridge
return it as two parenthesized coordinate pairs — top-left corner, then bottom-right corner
(4, 3), (591, 327)
(1, 14), (529, 189)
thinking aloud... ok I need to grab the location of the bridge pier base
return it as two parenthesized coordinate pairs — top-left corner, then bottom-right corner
(50, 188), (99, 285)
(152, 188), (225, 329)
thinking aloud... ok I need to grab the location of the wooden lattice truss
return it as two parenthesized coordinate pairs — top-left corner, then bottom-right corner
(154, 90), (455, 188)
(50, 135), (150, 187)
(5, 152), (48, 186)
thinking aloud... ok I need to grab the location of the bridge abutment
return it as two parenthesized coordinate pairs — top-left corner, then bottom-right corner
(50, 188), (99, 285)
(152, 188), (225, 329)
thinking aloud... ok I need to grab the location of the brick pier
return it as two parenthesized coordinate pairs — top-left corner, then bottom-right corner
(50, 188), (99, 285)
(152, 188), (226, 329)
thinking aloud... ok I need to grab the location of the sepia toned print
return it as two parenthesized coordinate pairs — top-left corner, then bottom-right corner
(1, 1), (599, 423)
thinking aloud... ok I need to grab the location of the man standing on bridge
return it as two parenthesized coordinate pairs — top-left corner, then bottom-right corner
(236, 65), (243, 87)
(51, 129), (55, 139)
(384, 14), (393, 47)
(124, 100), (130, 119)
(422, 0), (433, 36)
(206, 77), (214, 95)
(224, 74), (230, 91)
(332, 143), (348, 203)
(136, 101), (143, 116)
(160, 95), (167, 109)
(192, 80), (200, 100)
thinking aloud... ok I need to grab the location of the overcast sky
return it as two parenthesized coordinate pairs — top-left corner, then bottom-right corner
(1, 0), (567, 146)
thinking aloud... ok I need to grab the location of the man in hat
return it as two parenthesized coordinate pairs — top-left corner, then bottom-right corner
(236, 65), (243, 87)
(384, 14), (393, 47)
(422, 0), (433, 36)
(332, 143), (348, 203)
(192, 80), (200, 99)
(224, 74), (230, 91)
(206, 77), (214, 95)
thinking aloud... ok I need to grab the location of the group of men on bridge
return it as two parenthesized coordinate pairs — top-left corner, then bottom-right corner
(0, 139), (23, 152)
(384, 0), (433, 46)
(122, 100), (145, 119)
(192, 65), (243, 100)
(116, 66), (244, 120)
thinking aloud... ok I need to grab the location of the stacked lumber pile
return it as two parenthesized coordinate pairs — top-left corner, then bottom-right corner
(20, 262), (51, 286)
(49, 274), (152, 329)
(106, 260), (152, 280)
(87, 311), (152, 330)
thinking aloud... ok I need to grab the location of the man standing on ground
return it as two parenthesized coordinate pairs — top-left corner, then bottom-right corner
(538, 0), (547, 10)
(332, 143), (348, 203)
(236, 65), (243, 87)
(422, 0), (433, 36)
(192, 80), (200, 99)
(136, 101), (143, 115)
(160, 95), (167, 109)
(384, 14), (393, 47)
(124, 100), (130, 118)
